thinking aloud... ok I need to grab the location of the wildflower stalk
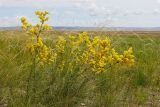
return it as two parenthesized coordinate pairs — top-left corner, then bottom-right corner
(21, 10), (53, 105)
(36, 22), (44, 41)
(26, 53), (36, 103)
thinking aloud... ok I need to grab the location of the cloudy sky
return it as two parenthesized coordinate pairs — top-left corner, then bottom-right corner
(0, 0), (160, 27)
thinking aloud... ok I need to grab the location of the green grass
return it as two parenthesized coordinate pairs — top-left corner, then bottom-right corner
(0, 30), (160, 107)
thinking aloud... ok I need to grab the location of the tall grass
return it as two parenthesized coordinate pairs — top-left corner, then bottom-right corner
(0, 30), (160, 107)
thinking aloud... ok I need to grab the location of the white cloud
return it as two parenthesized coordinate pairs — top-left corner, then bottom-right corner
(132, 10), (144, 15)
(0, 14), (37, 27)
(0, 16), (19, 27)
(1, 0), (160, 27)
(0, 0), (95, 7)
(157, 0), (160, 3)
(0, 0), (56, 7)
(153, 9), (160, 15)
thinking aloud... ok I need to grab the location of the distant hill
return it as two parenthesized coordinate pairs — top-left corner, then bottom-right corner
(1, 26), (160, 31)
(109, 27), (160, 31)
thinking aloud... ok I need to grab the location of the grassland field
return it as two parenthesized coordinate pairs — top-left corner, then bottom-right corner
(0, 30), (160, 107)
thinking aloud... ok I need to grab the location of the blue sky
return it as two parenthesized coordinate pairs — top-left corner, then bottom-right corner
(0, 0), (160, 27)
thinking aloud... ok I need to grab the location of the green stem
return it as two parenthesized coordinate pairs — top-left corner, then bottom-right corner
(26, 54), (36, 104)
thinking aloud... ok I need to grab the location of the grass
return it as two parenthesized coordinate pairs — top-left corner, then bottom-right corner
(0, 30), (160, 107)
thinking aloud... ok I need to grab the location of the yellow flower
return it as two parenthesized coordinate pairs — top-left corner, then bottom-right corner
(37, 37), (43, 46)
(82, 32), (88, 36)
(21, 25), (27, 30)
(111, 48), (120, 60)
(29, 27), (35, 34)
(56, 36), (66, 53)
(29, 27), (39, 35)
(80, 51), (89, 64)
(26, 43), (34, 53)
(35, 11), (49, 23)
(108, 55), (114, 65)
(42, 24), (52, 30)
(21, 17), (26, 23)
(121, 47), (135, 66)
(35, 11), (41, 15)
(78, 32), (89, 44)
(68, 35), (76, 40)
(92, 36), (99, 46)
(100, 37), (111, 48)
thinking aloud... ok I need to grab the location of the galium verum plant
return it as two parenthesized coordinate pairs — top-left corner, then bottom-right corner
(20, 10), (135, 106)
(21, 11), (56, 65)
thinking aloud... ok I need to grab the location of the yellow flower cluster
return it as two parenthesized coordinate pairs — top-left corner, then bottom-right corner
(86, 36), (111, 73)
(58, 32), (135, 74)
(110, 47), (135, 66)
(29, 26), (39, 35)
(67, 33), (111, 73)
(55, 36), (66, 53)
(121, 47), (135, 65)
(35, 11), (49, 23)
(42, 24), (52, 30)
(38, 45), (55, 65)
(26, 43), (34, 53)
(26, 37), (56, 65)
(20, 17), (32, 30)
(21, 11), (55, 65)
(21, 11), (52, 36)
(78, 32), (89, 44)
(21, 10), (135, 72)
